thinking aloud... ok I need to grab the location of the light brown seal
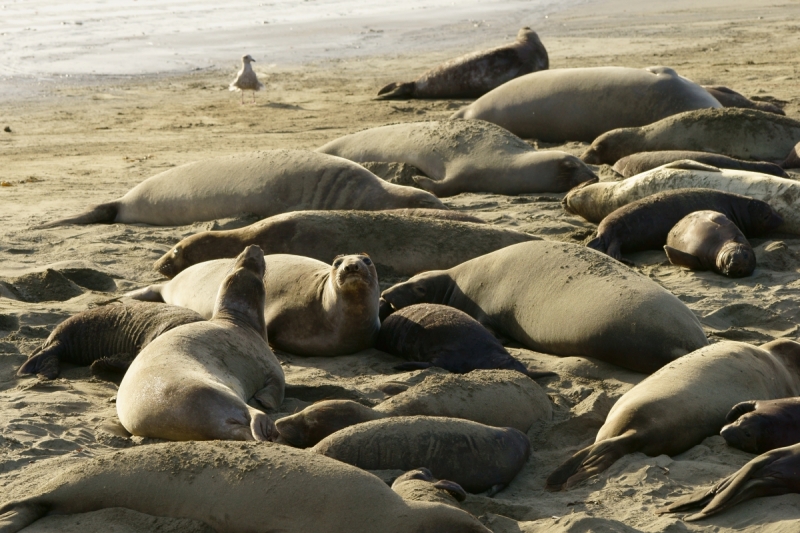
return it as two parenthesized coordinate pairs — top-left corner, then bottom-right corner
(612, 150), (789, 178)
(116, 245), (285, 441)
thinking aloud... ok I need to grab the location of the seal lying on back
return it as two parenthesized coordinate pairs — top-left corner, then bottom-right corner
(702, 85), (786, 115)
(562, 161), (800, 233)
(582, 189), (781, 263)
(720, 397), (800, 454)
(612, 151), (788, 178)
(116, 246), (285, 441)
(665, 210), (757, 277)
(0, 441), (490, 533)
(129, 253), (380, 356)
(152, 210), (535, 279)
(312, 416), (531, 493)
(317, 120), (595, 197)
(379, 241), (708, 373)
(581, 108), (800, 164)
(657, 442), (800, 522)
(376, 27), (548, 99)
(40, 150), (442, 227)
(450, 66), (720, 142)
(16, 302), (203, 379)
(546, 339), (800, 491)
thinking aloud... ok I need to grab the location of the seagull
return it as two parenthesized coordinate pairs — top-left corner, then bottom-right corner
(229, 54), (265, 105)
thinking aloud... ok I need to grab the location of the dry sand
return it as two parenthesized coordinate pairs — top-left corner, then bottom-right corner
(2, 0), (800, 531)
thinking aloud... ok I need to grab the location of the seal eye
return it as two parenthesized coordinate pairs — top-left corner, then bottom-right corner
(333, 259), (343, 268)
(362, 257), (372, 266)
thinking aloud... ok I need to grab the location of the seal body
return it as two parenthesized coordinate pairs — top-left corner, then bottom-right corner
(450, 66), (720, 142)
(380, 241), (707, 373)
(581, 108), (800, 164)
(613, 150), (788, 178)
(0, 441), (490, 533)
(377, 27), (548, 99)
(152, 210), (535, 279)
(720, 397), (800, 453)
(41, 150), (442, 227)
(545, 339), (800, 491)
(317, 120), (595, 197)
(391, 468), (466, 508)
(116, 246), (285, 441)
(16, 302), (203, 379)
(664, 210), (757, 277)
(702, 85), (785, 115)
(312, 416), (531, 493)
(784, 141), (800, 168)
(130, 253), (380, 356)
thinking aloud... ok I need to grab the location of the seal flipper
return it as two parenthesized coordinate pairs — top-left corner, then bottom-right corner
(586, 236), (606, 253)
(546, 433), (638, 491)
(376, 82), (415, 100)
(248, 407), (277, 442)
(393, 362), (434, 371)
(17, 345), (62, 380)
(725, 400), (758, 423)
(664, 246), (705, 271)
(90, 354), (134, 383)
(252, 380), (284, 411)
(37, 202), (119, 229)
(0, 502), (48, 533)
(411, 176), (443, 196)
(433, 480), (468, 502)
(123, 284), (166, 302)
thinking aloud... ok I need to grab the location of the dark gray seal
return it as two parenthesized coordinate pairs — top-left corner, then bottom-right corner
(703, 85), (786, 115)
(376, 27), (548, 99)
(613, 151), (788, 178)
(720, 397), (800, 454)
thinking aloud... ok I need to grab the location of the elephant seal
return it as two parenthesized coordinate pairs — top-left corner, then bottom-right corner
(376, 303), (553, 378)
(545, 339), (800, 491)
(0, 441), (491, 533)
(702, 85), (786, 115)
(40, 150), (442, 227)
(665, 210), (757, 277)
(583, 189), (781, 263)
(116, 245), (285, 441)
(720, 397), (800, 454)
(275, 370), (552, 447)
(784, 141), (800, 168)
(129, 253), (380, 356)
(317, 120), (596, 197)
(450, 66), (720, 142)
(312, 416), (531, 493)
(152, 210), (535, 279)
(657, 442), (800, 521)
(612, 151), (788, 178)
(376, 27), (548, 99)
(391, 468), (467, 507)
(380, 241), (708, 373)
(581, 108), (800, 164)
(16, 302), (203, 379)
(562, 160), (800, 233)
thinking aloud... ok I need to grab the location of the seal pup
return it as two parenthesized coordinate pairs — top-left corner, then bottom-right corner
(152, 210), (535, 279)
(391, 468), (467, 508)
(377, 27), (548, 99)
(317, 120), (596, 197)
(39, 150), (442, 227)
(545, 339), (800, 491)
(312, 416), (531, 493)
(783, 141), (800, 168)
(450, 66), (720, 142)
(665, 210), (757, 277)
(129, 253), (380, 357)
(720, 397), (800, 453)
(582, 189), (782, 263)
(657, 442), (800, 521)
(16, 302), (204, 379)
(380, 241), (707, 373)
(581, 108), (800, 164)
(116, 245), (285, 441)
(612, 150), (788, 178)
(0, 441), (491, 533)
(702, 85), (785, 115)
(229, 54), (264, 104)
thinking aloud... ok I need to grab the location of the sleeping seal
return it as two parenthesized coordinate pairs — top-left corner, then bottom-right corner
(377, 27), (548, 99)
(612, 151), (788, 178)
(546, 339), (800, 491)
(702, 85), (786, 115)
(116, 245), (285, 441)
(720, 397), (800, 454)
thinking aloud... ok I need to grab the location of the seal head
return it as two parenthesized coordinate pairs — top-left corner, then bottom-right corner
(716, 242), (756, 278)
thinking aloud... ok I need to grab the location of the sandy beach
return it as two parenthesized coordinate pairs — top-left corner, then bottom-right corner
(2, 0), (800, 531)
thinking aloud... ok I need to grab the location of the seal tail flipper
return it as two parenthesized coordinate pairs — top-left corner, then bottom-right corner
(0, 502), (49, 533)
(90, 354), (134, 383)
(375, 82), (414, 99)
(433, 480), (468, 502)
(411, 176), (444, 196)
(36, 202), (119, 229)
(122, 284), (166, 302)
(664, 246), (704, 270)
(586, 236), (606, 252)
(546, 434), (636, 491)
(17, 345), (62, 380)
(248, 408), (278, 442)
(725, 400), (758, 423)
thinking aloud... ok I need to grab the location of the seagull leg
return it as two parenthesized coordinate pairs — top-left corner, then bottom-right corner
(252, 92), (256, 104)
(241, 91), (244, 105)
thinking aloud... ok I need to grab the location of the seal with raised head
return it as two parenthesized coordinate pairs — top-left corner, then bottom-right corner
(720, 397), (800, 454)
(545, 339), (800, 491)
(450, 66), (720, 142)
(0, 441), (491, 533)
(581, 108), (800, 165)
(612, 150), (789, 178)
(312, 416), (531, 493)
(581, 189), (782, 263)
(664, 210), (757, 277)
(116, 245), (285, 441)
(16, 301), (204, 380)
(377, 27), (548, 99)
(129, 253), (380, 356)
(317, 120), (595, 197)
(39, 150), (442, 228)
(380, 241), (708, 373)
(152, 210), (535, 279)
(702, 85), (786, 115)
(391, 468), (467, 508)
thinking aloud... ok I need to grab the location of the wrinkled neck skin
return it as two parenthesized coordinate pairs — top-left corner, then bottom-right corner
(212, 275), (268, 341)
